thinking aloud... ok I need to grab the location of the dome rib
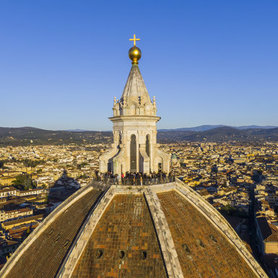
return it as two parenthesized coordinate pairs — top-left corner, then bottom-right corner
(144, 188), (184, 278)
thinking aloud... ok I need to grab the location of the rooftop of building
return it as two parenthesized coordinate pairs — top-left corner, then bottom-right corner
(257, 216), (278, 242)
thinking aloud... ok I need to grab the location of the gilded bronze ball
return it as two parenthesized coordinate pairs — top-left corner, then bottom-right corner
(128, 46), (141, 64)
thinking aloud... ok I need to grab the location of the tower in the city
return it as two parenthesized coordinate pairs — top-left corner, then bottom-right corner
(99, 35), (170, 175)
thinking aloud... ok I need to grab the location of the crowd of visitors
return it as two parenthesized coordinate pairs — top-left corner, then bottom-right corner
(94, 171), (175, 185)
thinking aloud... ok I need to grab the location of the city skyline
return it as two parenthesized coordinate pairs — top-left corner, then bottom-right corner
(0, 0), (278, 130)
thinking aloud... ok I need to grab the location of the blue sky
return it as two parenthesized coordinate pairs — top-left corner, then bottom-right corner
(0, 0), (277, 130)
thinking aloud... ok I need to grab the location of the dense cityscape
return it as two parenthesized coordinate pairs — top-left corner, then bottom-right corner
(0, 141), (277, 275)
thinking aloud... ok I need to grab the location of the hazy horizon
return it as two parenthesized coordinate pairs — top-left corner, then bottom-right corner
(1, 123), (277, 132)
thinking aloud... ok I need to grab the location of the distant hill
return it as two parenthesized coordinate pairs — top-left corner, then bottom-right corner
(159, 125), (278, 132)
(0, 126), (277, 146)
(0, 127), (112, 146)
(158, 126), (278, 143)
(235, 125), (277, 130)
(159, 125), (225, 132)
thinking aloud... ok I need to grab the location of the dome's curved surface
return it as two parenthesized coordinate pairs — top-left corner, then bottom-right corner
(0, 181), (268, 278)
(72, 194), (167, 277)
(158, 190), (257, 278)
(1, 186), (102, 278)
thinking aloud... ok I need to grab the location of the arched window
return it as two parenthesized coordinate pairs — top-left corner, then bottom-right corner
(146, 135), (150, 157)
(130, 135), (137, 172)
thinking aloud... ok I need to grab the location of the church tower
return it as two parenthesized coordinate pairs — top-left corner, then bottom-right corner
(99, 35), (170, 175)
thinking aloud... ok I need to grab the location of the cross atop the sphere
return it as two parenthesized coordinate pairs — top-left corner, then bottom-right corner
(129, 34), (140, 46)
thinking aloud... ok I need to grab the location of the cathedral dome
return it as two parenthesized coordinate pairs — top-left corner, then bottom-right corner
(129, 46), (141, 64)
(0, 181), (267, 278)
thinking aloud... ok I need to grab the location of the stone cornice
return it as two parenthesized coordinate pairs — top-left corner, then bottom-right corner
(109, 115), (161, 122)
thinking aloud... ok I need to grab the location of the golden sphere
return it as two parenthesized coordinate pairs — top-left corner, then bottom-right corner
(128, 46), (141, 64)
